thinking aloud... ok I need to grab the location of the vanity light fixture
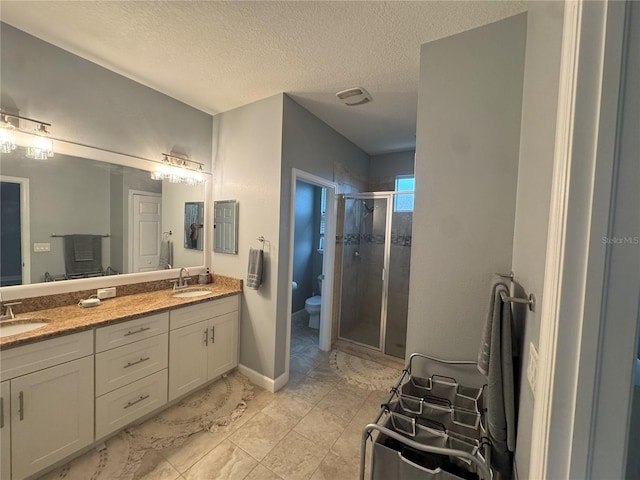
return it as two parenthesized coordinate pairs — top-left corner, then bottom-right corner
(0, 111), (54, 159)
(151, 153), (205, 186)
(0, 114), (16, 153)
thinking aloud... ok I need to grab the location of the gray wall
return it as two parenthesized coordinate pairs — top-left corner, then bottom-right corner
(510, 3), (564, 478)
(406, 15), (526, 367)
(368, 150), (415, 191)
(1, 152), (111, 281)
(0, 23), (212, 168)
(292, 180), (315, 312)
(211, 94), (284, 380)
(277, 95), (370, 376)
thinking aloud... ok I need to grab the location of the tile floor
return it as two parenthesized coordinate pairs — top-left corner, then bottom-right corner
(147, 312), (387, 479)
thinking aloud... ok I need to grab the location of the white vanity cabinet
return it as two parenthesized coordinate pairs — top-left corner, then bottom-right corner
(168, 295), (239, 401)
(0, 331), (94, 480)
(94, 312), (169, 439)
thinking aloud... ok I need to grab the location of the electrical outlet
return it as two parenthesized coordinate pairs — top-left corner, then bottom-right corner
(97, 287), (116, 299)
(527, 342), (539, 396)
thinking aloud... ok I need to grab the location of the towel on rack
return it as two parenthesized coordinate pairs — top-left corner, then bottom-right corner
(478, 275), (515, 477)
(64, 235), (103, 275)
(159, 240), (173, 269)
(246, 247), (263, 290)
(72, 234), (95, 261)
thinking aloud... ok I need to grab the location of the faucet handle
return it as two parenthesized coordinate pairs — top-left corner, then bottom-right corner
(3, 302), (21, 319)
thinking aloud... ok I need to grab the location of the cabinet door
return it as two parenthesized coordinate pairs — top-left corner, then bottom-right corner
(208, 311), (239, 380)
(168, 320), (209, 401)
(11, 356), (94, 479)
(1, 381), (10, 480)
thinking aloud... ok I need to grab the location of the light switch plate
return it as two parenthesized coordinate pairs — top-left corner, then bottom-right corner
(33, 243), (51, 252)
(527, 342), (539, 396)
(97, 287), (116, 299)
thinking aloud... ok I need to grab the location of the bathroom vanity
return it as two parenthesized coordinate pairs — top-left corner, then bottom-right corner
(0, 280), (241, 479)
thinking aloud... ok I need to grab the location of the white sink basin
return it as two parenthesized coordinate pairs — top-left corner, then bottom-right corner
(172, 289), (212, 299)
(0, 319), (48, 338)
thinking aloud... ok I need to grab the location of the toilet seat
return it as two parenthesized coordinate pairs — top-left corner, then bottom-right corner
(305, 296), (321, 308)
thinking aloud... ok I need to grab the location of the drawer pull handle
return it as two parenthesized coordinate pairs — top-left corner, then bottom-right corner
(124, 327), (151, 337)
(211, 325), (215, 344)
(123, 394), (150, 409)
(0, 397), (4, 428)
(123, 356), (151, 369)
(204, 328), (209, 346)
(18, 391), (24, 421)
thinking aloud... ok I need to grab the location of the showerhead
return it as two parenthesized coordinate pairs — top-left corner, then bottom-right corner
(362, 201), (374, 214)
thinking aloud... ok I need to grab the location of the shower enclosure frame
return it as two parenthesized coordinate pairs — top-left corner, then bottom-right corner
(338, 191), (413, 355)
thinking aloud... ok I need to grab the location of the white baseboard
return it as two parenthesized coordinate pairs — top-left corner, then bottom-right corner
(238, 364), (289, 393)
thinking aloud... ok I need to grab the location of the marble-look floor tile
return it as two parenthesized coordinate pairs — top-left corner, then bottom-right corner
(310, 449), (360, 480)
(289, 354), (318, 375)
(262, 392), (314, 423)
(293, 407), (348, 449)
(244, 463), (283, 480)
(316, 382), (368, 421)
(162, 430), (228, 474)
(262, 431), (328, 480)
(279, 375), (335, 406)
(184, 440), (257, 480)
(228, 412), (294, 461)
(134, 450), (181, 480)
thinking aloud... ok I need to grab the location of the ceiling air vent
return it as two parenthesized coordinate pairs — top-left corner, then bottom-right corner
(335, 87), (372, 106)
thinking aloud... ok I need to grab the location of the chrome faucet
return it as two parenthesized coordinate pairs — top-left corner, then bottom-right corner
(174, 268), (191, 290)
(0, 301), (22, 321)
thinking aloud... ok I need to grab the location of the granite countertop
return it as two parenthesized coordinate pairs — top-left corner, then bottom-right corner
(0, 281), (242, 350)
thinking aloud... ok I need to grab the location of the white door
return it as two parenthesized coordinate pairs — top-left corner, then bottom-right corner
(132, 193), (162, 272)
(11, 356), (94, 479)
(168, 321), (209, 401)
(209, 312), (239, 379)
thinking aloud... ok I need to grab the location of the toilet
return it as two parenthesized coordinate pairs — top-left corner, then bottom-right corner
(304, 275), (323, 329)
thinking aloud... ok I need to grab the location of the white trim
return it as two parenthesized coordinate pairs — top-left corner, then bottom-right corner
(531, 1), (628, 477)
(286, 169), (337, 380)
(0, 175), (31, 285)
(529, 2), (582, 478)
(237, 363), (287, 393)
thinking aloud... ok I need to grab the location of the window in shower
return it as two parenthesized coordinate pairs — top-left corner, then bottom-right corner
(394, 175), (414, 212)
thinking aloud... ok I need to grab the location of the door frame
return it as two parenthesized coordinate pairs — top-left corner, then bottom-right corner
(337, 192), (393, 353)
(530, 1), (632, 478)
(285, 169), (337, 374)
(0, 175), (31, 285)
(128, 190), (162, 273)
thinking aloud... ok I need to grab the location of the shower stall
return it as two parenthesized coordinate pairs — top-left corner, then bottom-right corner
(337, 192), (413, 358)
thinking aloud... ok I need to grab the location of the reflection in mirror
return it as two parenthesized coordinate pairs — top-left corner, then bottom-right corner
(0, 149), (205, 286)
(184, 202), (204, 251)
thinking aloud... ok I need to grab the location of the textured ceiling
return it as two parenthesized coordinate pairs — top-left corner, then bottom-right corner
(0, 1), (528, 155)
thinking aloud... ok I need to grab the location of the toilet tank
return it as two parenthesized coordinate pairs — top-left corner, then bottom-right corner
(317, 274), (323, 294)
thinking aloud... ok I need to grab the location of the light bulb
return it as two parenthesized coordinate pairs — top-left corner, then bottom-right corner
(26, 134), (54, 160)
(0, 126), (16, 153)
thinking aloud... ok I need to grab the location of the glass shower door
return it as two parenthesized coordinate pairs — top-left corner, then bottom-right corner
(339, 196), (387, 349)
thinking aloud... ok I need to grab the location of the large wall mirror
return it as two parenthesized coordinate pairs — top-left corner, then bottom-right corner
(0, 145), (206, 286)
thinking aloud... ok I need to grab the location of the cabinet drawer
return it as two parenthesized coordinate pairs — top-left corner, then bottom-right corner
(96, 333), (168, 396)
(170, 295), (238, 330)
(96, 312), (169, 353)
(95, 369), (168, 439)
(0, 331), (93, 381)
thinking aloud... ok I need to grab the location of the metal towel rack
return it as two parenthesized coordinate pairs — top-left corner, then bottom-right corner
(495, 271), (536, 312)
(50, 233), (110, 238)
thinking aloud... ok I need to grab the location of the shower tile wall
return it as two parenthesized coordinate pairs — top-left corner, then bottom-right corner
(385, 211), (413, 359)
